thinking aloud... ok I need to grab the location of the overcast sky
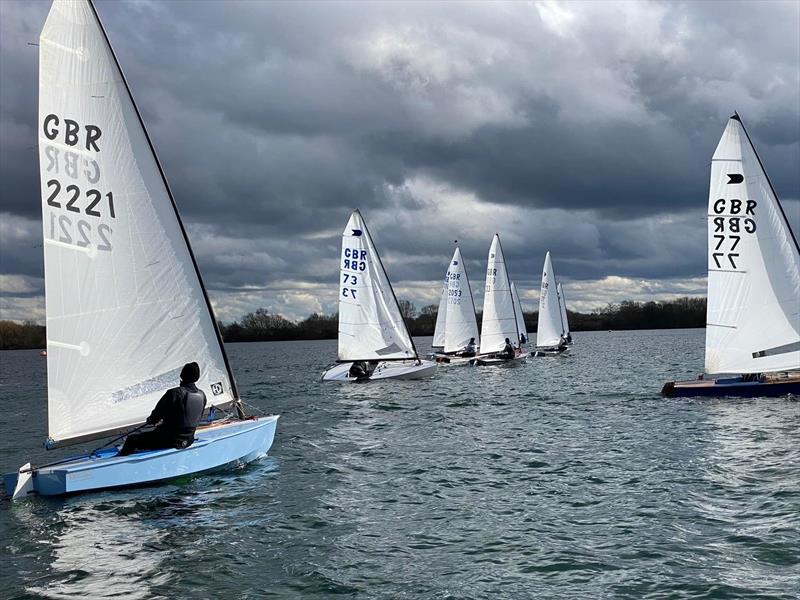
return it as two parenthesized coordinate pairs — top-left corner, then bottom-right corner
(1, 0), (798, 323)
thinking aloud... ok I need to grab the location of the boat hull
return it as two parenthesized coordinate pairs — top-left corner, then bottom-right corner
(5, 416), (278, 498)
(321, 360), (437, 382)
(472, 352), (528, 366)
(662, 375), (800, 398)
(430, 352), (476, 366)
(532, 346), (570, 357)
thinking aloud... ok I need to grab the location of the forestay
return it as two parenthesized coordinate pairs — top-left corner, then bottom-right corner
(557, 282), (571, 338)
(704, 115), (800, 374)
(432, 270), (448, 349)
(511, 282), (527, 341)
(39, 0), (235, 447)
(480, 235), (519, 353)
(337, 210), (417, 361)
(444, 247), (480, 353)
(536, 252), (563, 348)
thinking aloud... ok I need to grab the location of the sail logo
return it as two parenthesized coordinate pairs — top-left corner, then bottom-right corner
(351, 229), (363, 237)
(211, 382), (224, 396)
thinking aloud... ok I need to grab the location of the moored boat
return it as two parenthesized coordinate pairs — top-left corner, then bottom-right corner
(321, 210), (436, 382)
(8, 0), (278, 500)
(662, 114), (800, 398)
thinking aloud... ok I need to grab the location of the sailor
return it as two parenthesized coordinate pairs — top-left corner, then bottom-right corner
(462, 337), (477, 357)
(520, 333), (527, 345)
(349, 361), (369, 379)
(119, 362), (207, 456)
(559, 333), (568, 349)
(502, 338), (515, 360)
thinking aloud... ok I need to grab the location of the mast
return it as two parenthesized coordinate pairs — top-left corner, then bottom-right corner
(459, 240), (480, 344)
(87, 0), (243, 416)
(495, 234), (520, 346)
(732, 112), (800, 254)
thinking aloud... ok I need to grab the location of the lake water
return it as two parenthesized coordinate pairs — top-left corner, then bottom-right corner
(1, 329), (798, 599)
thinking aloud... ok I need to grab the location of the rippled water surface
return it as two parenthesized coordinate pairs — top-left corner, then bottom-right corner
(1, 329), (798, 599)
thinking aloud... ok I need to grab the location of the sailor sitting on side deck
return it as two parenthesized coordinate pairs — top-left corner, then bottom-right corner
(502, 338), (515, 360)
(119, 362), (207, 456)
(461, 338), (477, 357)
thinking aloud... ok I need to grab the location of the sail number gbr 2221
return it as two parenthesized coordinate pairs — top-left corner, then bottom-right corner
(42, 114), (115, 253)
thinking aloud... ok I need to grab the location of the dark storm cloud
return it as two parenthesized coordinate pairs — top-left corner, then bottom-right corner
(0, 0), (798, 321)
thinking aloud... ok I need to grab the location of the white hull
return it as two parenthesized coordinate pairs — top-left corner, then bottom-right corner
(533, 346), (570, 357)
(472, 352), (529, 366)
(429, 352), (477, 366)
(321, 360), (437, 382)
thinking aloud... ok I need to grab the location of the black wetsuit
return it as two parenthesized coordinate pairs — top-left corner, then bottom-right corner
(119, 382), (207, 455)
(502, 343), (515, 360)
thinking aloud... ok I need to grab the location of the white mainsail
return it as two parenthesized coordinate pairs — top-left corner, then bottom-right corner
(443, 246), (480, 353)
(480, 235), (519, 353)
(432, 271), (448, 349)
(536, 252), (563, 348)
(511, 282), (528, 342)
(40, 0), (236, 447)
(557, 282), (571, 338)
(704, 115), (800, 374)
(337, 210), (417, 361)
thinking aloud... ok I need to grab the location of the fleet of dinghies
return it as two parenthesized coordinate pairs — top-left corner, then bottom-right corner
(6, 3), (798, 503)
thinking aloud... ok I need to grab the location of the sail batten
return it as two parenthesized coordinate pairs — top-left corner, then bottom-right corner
(337, 210), (417, 362)
(704, 116), (800, 374)
(479, 235), (519, 353)
(41, 0), (236, 447)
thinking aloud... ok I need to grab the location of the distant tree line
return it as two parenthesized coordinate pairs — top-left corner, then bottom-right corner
(0, 297), (707, 349)
(217, 296), (707, 343)
(0, 320), (46, 350)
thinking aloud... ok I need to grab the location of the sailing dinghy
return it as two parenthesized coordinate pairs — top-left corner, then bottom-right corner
(5, 0), (278, 500)
(321, 210), (437, 382)
(430, 244), (481, 365)
(533, 252), (569, 357)
(662, 114), (800, 397)
(557, 282), (574, 345)
(511, 282), (529, 345)
(472, 235), (528, 366)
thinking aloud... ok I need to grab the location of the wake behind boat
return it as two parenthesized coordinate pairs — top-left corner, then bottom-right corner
(533, 252), (570, 357)
(662, 114), (800, 398)
(7, 0), (278, 500)
(321, 210), (436, 382)
(430, 243), (481, 366)
(472, 234), (528, 366)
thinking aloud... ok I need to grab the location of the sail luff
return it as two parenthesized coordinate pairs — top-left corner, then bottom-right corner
(733, 113), (800, 255)
(86, 0), (239, 403)
(432, 269), (448, 348)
